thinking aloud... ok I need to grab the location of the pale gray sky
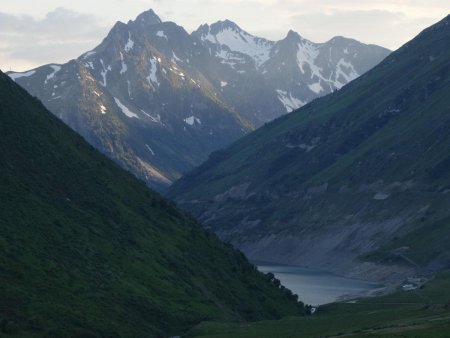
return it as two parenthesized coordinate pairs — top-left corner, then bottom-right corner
(0, 0), (448, 71)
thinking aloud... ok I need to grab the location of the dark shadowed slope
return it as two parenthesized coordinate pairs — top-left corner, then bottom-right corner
(169, 15), (450, 283)
(0, 71), (305, 338)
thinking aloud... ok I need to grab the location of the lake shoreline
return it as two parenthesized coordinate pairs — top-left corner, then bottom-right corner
(254, 261), (386, 306)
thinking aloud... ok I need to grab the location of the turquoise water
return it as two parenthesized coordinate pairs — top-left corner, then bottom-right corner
(256, 262), (382, 306)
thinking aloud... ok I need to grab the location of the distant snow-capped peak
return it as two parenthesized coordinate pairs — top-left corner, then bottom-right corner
(194, 20), (274, 67)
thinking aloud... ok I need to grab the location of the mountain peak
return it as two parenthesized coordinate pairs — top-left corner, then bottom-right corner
(193, 19), (243, 36)
(131, 9), (162, 26)
(213, 19), (241, 31)
(285, 30), (302, 41)
(329, 35), (366, 44)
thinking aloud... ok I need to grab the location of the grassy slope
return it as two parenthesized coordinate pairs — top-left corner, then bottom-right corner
(188, 271), (450, 337)
(0, 71), (305, 337)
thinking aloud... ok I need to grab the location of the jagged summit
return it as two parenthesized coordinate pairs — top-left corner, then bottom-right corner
(324, 35), (364, 48)
(285, 29), (302, 40)
(122, 9), (164, 34)
(132, 8), (162, 26)
(104, 9), (164, 46)
(328, 35), (355, 42)
(210, 19), (243, 34)
(192, 19), (274, 68)
(281, 30), (314, 46)
(192, 19), (272, 44)
(193, 19), (244, 36)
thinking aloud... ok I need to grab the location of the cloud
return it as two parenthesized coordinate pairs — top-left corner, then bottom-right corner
(0, 7), (108, 71)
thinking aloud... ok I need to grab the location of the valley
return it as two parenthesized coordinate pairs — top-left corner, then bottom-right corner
(1, 5), (449, 338)
(168, 14), (450, 286)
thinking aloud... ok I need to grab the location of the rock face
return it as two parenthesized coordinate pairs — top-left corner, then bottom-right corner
(8, 9), (389, 190)
(168, 15), (450, 282)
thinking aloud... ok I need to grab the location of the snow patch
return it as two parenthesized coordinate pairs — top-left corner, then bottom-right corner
(120, 52), (128, 74)
(334, 58), (358, 89)
(172, 52), (182, 63)
(183, 116), (201, 126)
(147, 57), (159, 87)
(297, 42), (322, 79)
(124, 32), (134, 52)
(127, 80), (131, 97)
(99, 59), (110, 87)
(145, 144), (155, 155)
(140, 109), (161, 124)
(202, 27), (272, 67)
(44, 65), (61, 84)
(215, 49), (245, 69)
(276, 89), (304, 112)
(308, 82), (323, 94)
(8, 70), (36, 81)
(114, 97), (139, 118)
(156, 30), (168, 40)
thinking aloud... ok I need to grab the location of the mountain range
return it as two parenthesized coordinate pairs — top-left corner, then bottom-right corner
(7, 9), (390, 191)
(168, 14), (450, 283)
(0, 69), (305, 337)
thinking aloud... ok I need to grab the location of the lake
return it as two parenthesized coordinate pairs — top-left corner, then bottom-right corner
(255, 262), (383, 306)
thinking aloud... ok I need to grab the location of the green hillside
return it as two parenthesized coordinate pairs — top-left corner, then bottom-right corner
(168, 15), (450, 279)
(0, 71), (305, 338)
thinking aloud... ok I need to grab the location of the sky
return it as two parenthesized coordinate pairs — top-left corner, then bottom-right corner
(0, 0), (448, 71)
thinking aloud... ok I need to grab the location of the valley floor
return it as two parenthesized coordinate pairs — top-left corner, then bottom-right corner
(186, 271), (450, 337)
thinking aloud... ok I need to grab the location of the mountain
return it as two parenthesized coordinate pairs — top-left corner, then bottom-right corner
(168, 15), (450, 283)
(192, 21), (390, 124)
(8, 9), (389, 191)
(7, 9), (252, 191)
(0, 70), (305, 337)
